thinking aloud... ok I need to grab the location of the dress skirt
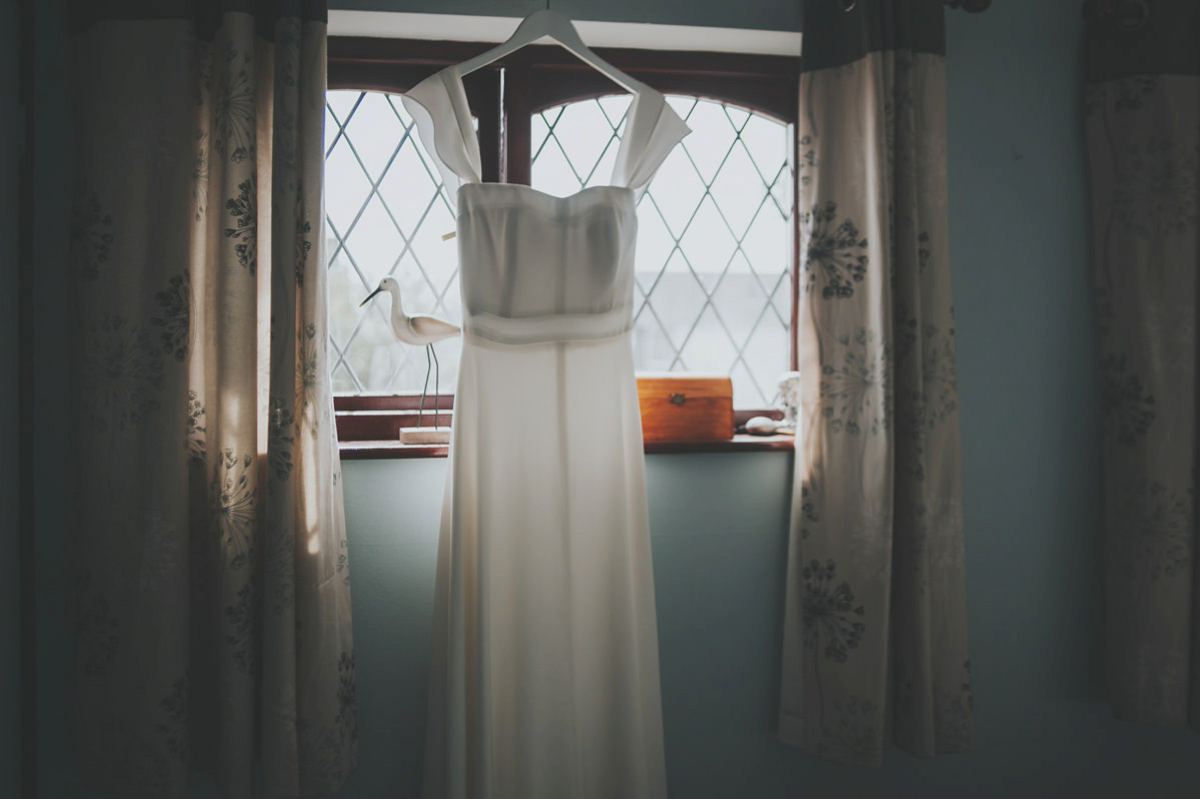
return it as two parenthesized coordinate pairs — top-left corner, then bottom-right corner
(421, 329), (668, 799)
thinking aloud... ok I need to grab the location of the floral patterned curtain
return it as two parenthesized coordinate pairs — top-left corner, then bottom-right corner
(67, 2), (356, 796)
(1084, 0), (1200, 729)
(778, 0), (973, 766)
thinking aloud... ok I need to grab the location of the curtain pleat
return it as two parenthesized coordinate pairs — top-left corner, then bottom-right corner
(779, 0), (972, 766)
(67, 7), (355, 797)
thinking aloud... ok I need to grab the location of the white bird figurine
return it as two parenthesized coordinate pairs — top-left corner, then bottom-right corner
(360, 276), (461, 430)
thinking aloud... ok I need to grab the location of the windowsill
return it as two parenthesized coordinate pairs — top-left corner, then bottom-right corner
(338, 434), (794, 460)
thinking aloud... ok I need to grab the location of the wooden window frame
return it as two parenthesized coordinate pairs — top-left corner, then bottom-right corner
(328, 37), (799, 456)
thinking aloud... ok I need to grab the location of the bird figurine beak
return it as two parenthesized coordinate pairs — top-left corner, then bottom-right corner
(359, 287), (384, 307)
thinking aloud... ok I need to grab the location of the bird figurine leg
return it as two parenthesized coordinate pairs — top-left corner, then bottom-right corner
(419, 343), (432, 429)
(431, 343), (442, 428)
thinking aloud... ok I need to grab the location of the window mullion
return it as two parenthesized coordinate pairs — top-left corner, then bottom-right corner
(503, 64), (533, 185)
(466, 69), (503, 183)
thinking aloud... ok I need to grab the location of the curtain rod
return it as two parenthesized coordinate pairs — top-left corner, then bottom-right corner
(842, 1), (990, 10)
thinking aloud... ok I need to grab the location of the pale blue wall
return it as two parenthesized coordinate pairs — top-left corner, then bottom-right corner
(2, 0), (23, 795)
(27, 0), (1200, 798)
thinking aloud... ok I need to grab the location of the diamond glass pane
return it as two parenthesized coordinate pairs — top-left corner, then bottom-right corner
(324, 90), (465, 395)
(531, 95), (794, 406)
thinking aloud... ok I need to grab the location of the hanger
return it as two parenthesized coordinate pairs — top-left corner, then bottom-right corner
(452, 7), (647, 96)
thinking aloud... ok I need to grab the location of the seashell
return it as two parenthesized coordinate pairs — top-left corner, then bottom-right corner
(745, 416), (780, 436)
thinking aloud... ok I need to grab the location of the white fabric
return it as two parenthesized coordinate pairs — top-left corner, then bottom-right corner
(404, 64), (688, 799)
(609, 89), (693, 202)
(402, 67), (484, 203)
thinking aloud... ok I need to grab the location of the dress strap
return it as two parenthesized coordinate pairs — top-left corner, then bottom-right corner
(610, 89), (692, 201)
(400, 67), (483, 205)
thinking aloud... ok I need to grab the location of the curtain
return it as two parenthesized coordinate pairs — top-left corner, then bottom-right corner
(1084, 0), (1200, 729)
(66, 2), (356, 796)
(778, 0), (972, 766)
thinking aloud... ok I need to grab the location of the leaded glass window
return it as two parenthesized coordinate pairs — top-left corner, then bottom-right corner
(325, 82), (793, 408)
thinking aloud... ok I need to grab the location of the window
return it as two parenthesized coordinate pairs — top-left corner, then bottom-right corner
(328, 38), (799, 447)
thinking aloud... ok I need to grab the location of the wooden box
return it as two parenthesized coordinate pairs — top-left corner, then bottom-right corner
(636, 374), (734, 443)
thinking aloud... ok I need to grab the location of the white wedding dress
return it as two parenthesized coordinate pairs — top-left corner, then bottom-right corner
(401, 65), (690, 799)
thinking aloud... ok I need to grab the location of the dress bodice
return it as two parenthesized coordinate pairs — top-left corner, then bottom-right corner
(454, 183), (638, 344)
(400, 63), (690, 345)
